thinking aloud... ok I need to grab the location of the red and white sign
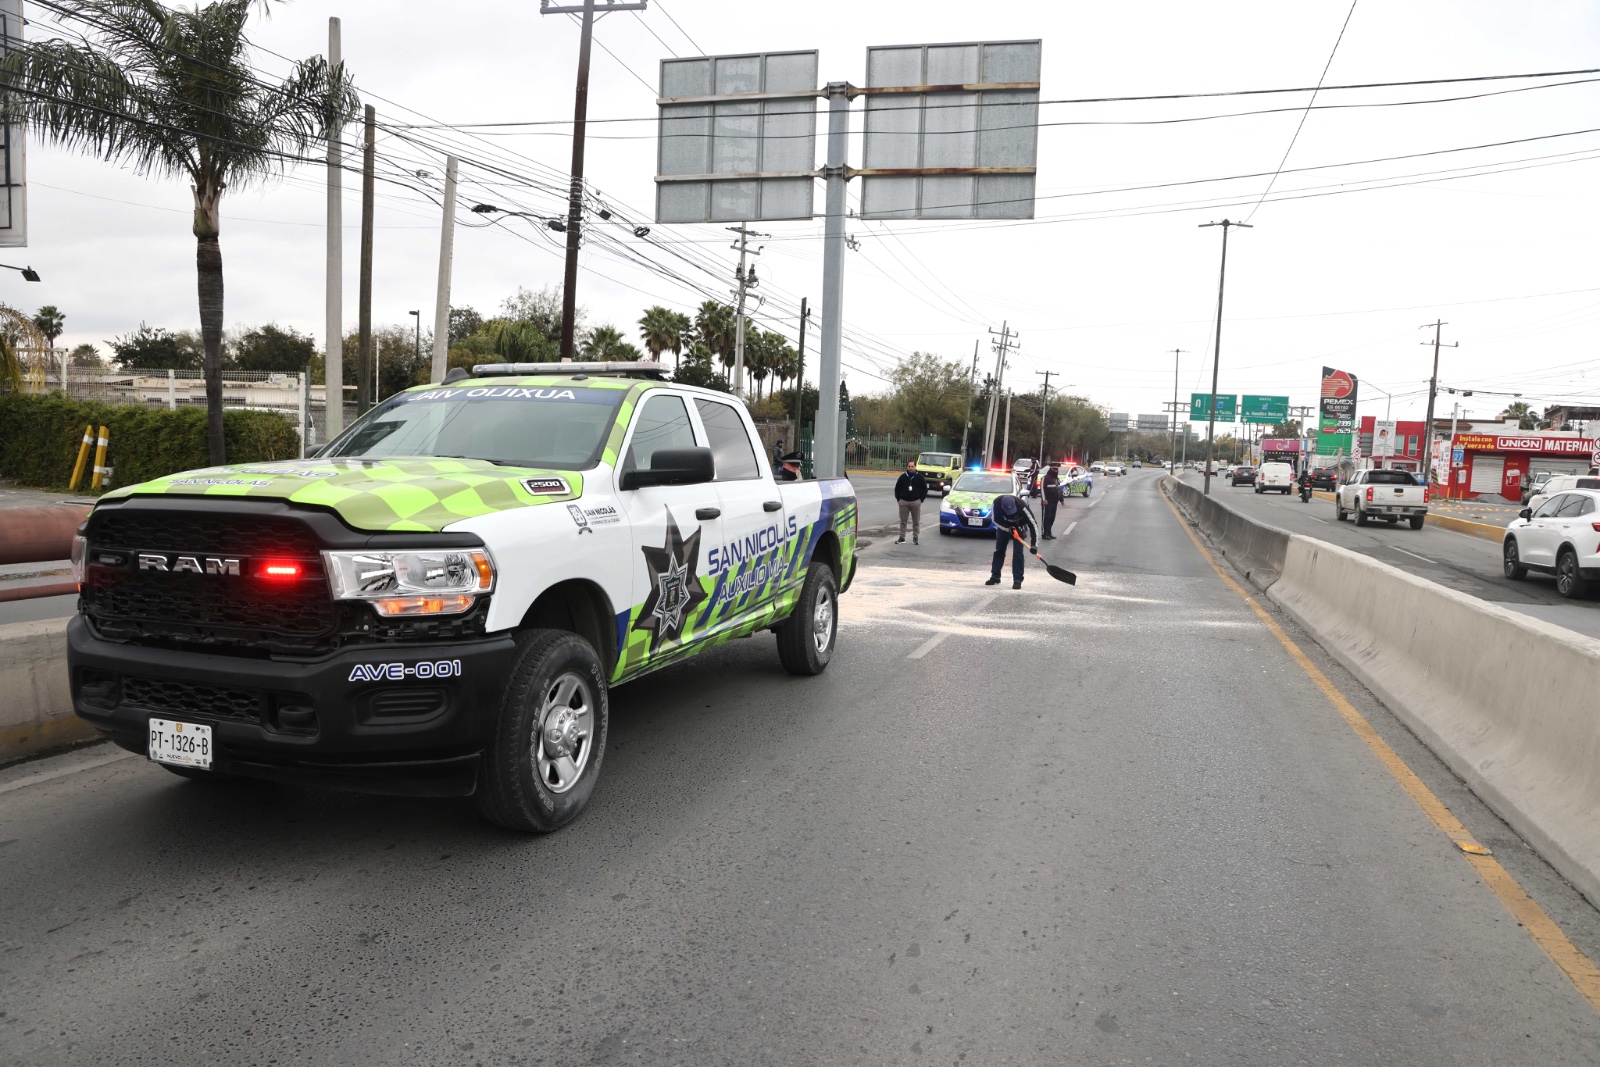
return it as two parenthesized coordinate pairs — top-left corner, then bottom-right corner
(1453, 433), (1598, 456)
(1260, 438), (1303, 452)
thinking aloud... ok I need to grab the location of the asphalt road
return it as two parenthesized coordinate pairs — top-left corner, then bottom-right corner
(5, 472), (1600, 1064)
(1182, 472), (1600, 640)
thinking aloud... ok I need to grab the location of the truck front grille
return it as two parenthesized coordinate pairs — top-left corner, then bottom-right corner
(123, 677), (261, 720)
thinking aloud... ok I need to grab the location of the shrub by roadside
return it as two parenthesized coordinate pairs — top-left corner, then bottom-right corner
(0, 392), (300, 492)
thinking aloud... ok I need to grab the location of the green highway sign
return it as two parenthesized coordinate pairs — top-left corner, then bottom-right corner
(1242, 394), (1289, 423)
(1190, 393), (1237, 421)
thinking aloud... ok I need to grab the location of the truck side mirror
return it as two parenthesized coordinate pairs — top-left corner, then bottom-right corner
(620, 446), (716, 490)
(1520, 508), (1533, 520)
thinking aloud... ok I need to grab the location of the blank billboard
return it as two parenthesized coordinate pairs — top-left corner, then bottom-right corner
(860, 40), (1040, 221)
(656, 51), (818, 224)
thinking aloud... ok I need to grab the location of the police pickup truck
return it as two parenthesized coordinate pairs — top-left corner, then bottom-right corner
(67, 362), (858, 832)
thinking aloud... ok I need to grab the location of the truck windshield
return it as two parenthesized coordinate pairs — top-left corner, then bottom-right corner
(919, 452), (956, 466)
(954, 471), (1014, 493)
(323, 384), (626, 470)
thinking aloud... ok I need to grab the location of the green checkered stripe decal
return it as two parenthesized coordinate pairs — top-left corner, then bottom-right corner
(102, 457), (584, 533)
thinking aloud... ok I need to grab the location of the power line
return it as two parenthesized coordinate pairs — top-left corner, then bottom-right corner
(651, 0), (707, 57)
(1245, 0), (1360, 222)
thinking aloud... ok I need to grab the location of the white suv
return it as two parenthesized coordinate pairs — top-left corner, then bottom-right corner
(1504, 488), (1600, 598)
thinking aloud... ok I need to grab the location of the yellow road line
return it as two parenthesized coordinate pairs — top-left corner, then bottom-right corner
(1158, 482), (1600, 1011)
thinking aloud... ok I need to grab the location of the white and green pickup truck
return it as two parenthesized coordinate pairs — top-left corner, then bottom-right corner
(66, 362), (858, 831)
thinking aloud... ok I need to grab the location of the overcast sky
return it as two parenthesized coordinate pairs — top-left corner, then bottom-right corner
(15, 0), (1600, 428)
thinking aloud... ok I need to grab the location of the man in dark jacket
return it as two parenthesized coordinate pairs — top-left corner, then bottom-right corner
(986, 493), (1038, 589)
(894, 459), (929, 544)
(1040, 462), (1063, 539)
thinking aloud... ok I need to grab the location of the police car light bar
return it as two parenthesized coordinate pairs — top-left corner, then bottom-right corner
(472, 361), (668, 378)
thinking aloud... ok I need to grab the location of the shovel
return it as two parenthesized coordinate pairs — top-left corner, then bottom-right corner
(1013, 529), (1078, 586)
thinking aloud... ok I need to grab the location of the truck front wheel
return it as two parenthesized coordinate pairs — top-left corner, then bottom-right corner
(476, 629), (609, 833)
(776, 564), (838, 676)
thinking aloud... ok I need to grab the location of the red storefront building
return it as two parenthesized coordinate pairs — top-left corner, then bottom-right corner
(1356, 416), (1426, 471)
(1444, 432), (1600, 501)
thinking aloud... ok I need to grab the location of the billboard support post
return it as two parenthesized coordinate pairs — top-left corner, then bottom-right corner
(814, 82), (850, 480)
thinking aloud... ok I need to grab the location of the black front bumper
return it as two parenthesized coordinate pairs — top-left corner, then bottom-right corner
(68, 616), (518, 797)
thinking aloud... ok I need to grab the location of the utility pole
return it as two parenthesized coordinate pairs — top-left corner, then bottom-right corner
(983, 322), (1018, 467)
(729, 223), (766, 395)
(1035, 369), (1054, 463)
(791, 297), (808, 465)
(1168, 348), (1186, 472)
(1420, 319), (1457, 490)
(324, 16), (343, 439)
(1198, 219), (1251, 494)
(1001, 390), (1013, 469)
(409, 309), (421, 389)
(541, 0), (648, 363)
(356, 103), (375, 416)
(430, 155), (458, 384)
(959, 339), (979, 463)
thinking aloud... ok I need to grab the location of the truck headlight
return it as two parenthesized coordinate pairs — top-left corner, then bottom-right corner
(322, 548), (494, 616)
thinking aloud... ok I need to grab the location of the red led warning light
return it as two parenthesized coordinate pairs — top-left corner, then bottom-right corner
(261, 561), (301, 580)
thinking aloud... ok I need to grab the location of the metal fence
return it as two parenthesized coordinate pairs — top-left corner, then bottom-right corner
(846, 433), (962, 471)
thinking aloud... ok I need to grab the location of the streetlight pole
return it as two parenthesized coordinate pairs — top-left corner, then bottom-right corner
(1198, 219), (1251, 495)
(1420, 320), (1457, 490)
(1169, 348), (1185, 473)
(409, 310), (420, 386)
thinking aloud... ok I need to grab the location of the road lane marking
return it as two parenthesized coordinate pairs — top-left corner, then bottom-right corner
(1308, 516), (1329, 524)
(907, 593), (998, 659)
(1390, 545), (1437, 564)
(1087, 497), (1101, 508)
(1158, 482), (1600, 1012)
(1062, 521), (1078, 538)
(0, 748), (134, 796)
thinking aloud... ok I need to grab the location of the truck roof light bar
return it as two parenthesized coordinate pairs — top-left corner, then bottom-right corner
(471, 361), (668, 379)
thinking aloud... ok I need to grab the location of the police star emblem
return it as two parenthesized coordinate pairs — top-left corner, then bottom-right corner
(634, 516), (708, 649)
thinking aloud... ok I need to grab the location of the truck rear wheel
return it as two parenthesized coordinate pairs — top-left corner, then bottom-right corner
(476, 629), (609, 833)
(776, 563), (837, 676)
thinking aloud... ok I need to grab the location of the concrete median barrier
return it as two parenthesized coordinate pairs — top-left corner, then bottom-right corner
(1164, 476), (1290, 591)
(1268, 537), (1600, 908)
(1166, 476), (1600, 908)
(0, 618), (95, 764)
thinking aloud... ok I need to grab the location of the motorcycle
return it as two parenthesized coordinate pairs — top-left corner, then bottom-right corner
(1299, 482), (1313, 503)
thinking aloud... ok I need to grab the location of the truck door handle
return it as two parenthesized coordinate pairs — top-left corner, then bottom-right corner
(763, 500), (782, 512)
(695, 507), (721, 520)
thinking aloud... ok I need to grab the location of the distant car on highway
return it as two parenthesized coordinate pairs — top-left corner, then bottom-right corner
(1307, 466), (1339, 491)
(1335, 468), (1429, 529)
(940, 470), (1020, 534)
(1255, 461), (1295, 494)
(1230, 466), (1257, 486)
(1521, 470), (1555, 505)
(1132, 460), (1143, 468)
(1503, 488), (1600, 598)
(1090, 462), (1105, 474)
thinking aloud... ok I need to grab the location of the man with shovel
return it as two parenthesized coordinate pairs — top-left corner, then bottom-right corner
(986, 492), (1039, 590)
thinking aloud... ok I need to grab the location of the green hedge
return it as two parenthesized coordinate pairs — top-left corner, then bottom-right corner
(0, 392), (302, 492)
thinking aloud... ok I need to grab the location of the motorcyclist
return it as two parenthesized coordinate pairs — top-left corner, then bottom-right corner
(1297, 467), (1313, 501)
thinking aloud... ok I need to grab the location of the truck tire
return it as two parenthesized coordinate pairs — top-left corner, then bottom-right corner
(1355, 505), (1369, 527)
(776, 563), (838, 676)
(1335, 497), (1347, 521)
(1409, 514), (1425, 530)
(475, 629), (609, 833)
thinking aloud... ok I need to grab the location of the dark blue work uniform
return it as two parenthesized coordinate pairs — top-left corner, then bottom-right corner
(990, 494), (1038, 585)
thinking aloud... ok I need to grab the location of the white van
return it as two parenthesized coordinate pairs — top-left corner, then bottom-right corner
(1255, 461), (1296, 494)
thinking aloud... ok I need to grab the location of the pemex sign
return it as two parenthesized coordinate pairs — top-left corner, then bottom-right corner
(1317, 367), (1358, 455)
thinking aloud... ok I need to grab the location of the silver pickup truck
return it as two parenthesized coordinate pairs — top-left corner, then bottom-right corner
(1334, 468), (1429, 529)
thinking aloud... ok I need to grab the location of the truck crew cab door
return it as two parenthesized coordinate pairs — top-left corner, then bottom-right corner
(692, 397), (794, 634)
(613, 391), (723, 677)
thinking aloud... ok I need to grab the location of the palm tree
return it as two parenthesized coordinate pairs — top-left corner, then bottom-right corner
(638, 306), (687, 369)
(0, 1), (359, 463)
(1501, 401), (1536, 431)
(693, 301), (736, 374)
(31, 305), (64, 349)
(581, 325), (636, 360)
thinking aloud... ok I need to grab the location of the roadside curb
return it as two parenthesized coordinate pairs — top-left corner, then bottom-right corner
(0, 617), (94, 766)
